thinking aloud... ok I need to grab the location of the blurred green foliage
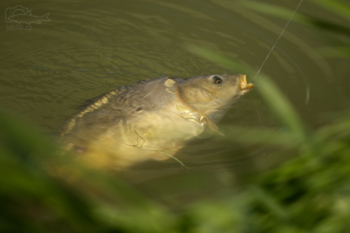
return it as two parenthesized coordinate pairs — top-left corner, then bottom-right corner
(1, 0), (350, 232)
(2, 81), (350, 233)
(240, 0), (350, 57)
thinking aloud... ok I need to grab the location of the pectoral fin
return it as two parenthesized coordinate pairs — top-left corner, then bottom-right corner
(207, 121), (225, 136)
(200, 116), (225, 137)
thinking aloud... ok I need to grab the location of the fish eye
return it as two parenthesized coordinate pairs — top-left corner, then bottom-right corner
(212, 76), (222, 84)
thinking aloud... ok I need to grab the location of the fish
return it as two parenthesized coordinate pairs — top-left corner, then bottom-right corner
(60, 74), (254, 170)
(7, 11), (51, 25)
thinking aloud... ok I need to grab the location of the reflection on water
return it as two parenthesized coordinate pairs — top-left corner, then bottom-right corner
(1, 0), (349, 202)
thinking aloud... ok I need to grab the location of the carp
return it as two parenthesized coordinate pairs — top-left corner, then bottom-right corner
(61, 74), (254, 170)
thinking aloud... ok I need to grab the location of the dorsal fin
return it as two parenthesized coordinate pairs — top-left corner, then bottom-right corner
(60, 89), (119, 137)
(60, 76), (172, 138)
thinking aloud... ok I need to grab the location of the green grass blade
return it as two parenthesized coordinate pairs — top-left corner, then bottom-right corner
(238, 1), (309, 25)
(188, 45), (307, 141)
(186, 44), (256, 77)
(239, 1), (350, 37)
(311, 0), (350, 21)
(254, 76), (307, 142)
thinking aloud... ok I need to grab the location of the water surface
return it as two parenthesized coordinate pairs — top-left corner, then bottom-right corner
(1, 0), (349, 203)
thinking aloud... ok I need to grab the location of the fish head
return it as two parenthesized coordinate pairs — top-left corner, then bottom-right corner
(176, 74), (254, 123)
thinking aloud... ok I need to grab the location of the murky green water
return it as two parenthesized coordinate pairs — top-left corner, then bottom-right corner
(1, 0), (350, 202)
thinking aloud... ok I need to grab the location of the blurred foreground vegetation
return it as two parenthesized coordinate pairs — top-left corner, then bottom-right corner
(1, 0), (350, 232)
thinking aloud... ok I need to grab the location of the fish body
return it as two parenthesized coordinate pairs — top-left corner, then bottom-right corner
(61, 74), (253, 170)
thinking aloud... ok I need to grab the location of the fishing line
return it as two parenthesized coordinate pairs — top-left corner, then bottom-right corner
(252, 0), (304, 81)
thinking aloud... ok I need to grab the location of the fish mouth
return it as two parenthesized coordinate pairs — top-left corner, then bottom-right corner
(240, 74), (254, 91)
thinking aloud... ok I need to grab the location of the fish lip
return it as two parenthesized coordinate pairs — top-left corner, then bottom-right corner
(240, 74), (254, 90)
